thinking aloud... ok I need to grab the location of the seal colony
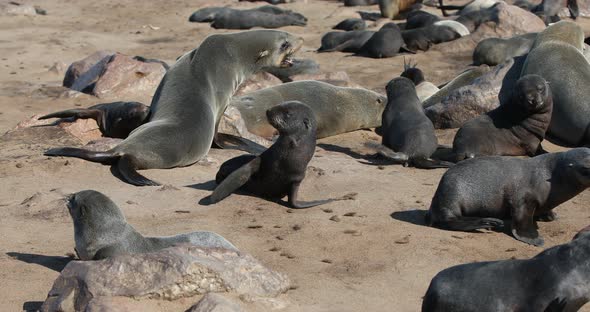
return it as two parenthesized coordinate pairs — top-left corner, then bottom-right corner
(44, 30), (303, 186)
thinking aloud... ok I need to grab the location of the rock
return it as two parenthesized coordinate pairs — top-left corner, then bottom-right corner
(433, 2), (546, 54)
(235, 72), (283, 96)
(63, 50), (115, 88)
(0, 2), (37, 16)
(92, 53), (166, 103)
(40, 246), (290, 312)
(188, 293), (243, 312)
(425, 57), (522, 128)
(11, 114), (102, 144)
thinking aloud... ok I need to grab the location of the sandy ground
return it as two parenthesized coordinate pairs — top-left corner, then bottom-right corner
(1, 0), (589, 311)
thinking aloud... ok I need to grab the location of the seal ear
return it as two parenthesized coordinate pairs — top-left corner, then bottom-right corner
(303, 117), (311, 130)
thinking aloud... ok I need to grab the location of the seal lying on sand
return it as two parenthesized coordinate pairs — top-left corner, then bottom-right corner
(68, 190), (237, 260)
(473, 33), (537, 66)
(45, 30), (303, 186)
(38, 102), (150, 139)
(423, 228), (590, 312)
(189, 6), (307, 29)
(209, 101), (355, 208)
(426, 147), (590, 246)
(378, 77), (452, 169)
(317, 30), (375, 53)
(452, 74), (553, 161)
(356, 23), (404, 58)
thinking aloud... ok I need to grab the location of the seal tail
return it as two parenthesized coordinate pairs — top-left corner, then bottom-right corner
(38, 109), (100, 120)
(433, 217), (504, 231)
(44, 148), (160, 186)
(411, 157), (454, 169)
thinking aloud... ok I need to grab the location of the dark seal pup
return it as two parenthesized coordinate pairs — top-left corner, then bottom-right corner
(68, 190), (237, 260)
(208, 101), (354, 209)
(44, 30), (303, 186)
(333, 18), (366, 31)
(356, 23), (404, 58)
(38, 101), (150, 139)
(317, 30), (375, 53)
(189, 6), (307, 29)
(426, 147), (590, 246)
(378, 77), (452, 169)
(472, 32), (538, 66)
(452, 74), (553, 161)
(422, 228), (590, 311)
(401, 23), (462, 52)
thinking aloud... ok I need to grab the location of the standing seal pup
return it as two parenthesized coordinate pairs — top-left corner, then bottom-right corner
(426, 147), (590, 246)
(422, 229), (590, 312)
(473, 33), (538, 66)
(38, 101), (150, 139)
(452, 74), (553, 161)
(521, 21), (590, 147)
(209, 101), (354, 208)
(44, 30), (303, 186)
(68, 190), (238, 260)
(378, 77), (452, 169)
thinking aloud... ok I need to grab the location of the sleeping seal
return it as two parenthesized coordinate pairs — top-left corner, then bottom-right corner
(473, 33), (538, 66)
(423, 228), (590, 311)
(209, 101), (354, 208)
(426, 147), (590, 246)
(45, 30), (303, 186)
(68, 190), (237, 260)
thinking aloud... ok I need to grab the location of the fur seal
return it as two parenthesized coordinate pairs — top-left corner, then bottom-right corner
(379, 77), (452, 168)
(345, 0), (379, 6)
(228, 80), (386, 139)
(473, 33), (537, 66)
(263, 58), (320, 82)
(422, 66), (491, 108)
(521, 21), (590, 147)
(68, 190), (237, 260)
(452, 74), (552, 160)
(356, 23), (404, 58)
(426, 147), (590, 246)
(45, 30), (303, 186)
(423, 229), (590, 311)
(401, 24), (462, 52)
(379, 0), (419, 19)
(404, 10), (441, 29)
(333, 18), (366, 31)
(189, 6), (307, 29)
(209, 101), (354, 208)
(317, 30), (375, 53)
(400, 59), (439, 102)
(38, 102), (150, 139)
(437, 0), (500, 16)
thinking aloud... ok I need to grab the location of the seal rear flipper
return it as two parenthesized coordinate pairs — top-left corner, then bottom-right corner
(209, 157), (262, 204)
(213, 133), (267, 155)
(377, 148), (409, 164)
(44, 147), (117, 164)
(38, 108), (101, 121)
(433, 217), (504, 231)
(411, 157), (454, 169)
(116, 154), (160, 186)
(288, 184), (357, 209)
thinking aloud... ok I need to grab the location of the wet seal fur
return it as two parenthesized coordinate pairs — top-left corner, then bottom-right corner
(422, 229), (590, 311)
(44, 30), (303, 186)
(426, 147), (590, 246)
(68, 190), (237, 260)
(38, 102), (150, 139)
(452, 74), (553, 161)
(377, 77), (453, 169)
(521, 21), (590, 147)
(208, 101), (355, 209)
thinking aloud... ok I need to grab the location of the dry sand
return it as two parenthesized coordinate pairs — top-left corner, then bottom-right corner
(1, 0), (589, 311)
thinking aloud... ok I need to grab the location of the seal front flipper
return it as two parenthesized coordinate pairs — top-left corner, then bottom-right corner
(209, 157), (262, 204)
(287, 183), (355, 209)
(511, 202), (544, 246)
(411, 157), (454, 169)
(433, 217), (504, 231)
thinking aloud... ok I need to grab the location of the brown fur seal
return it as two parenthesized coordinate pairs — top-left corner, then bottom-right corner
(379, 0), (419, 19)
(44, 30), (303, 186)
(188, 6), (307, 29)
(208, 101), (354, 208)
(38, 102), (150, 139)
(426, 147), (590, 246)
(423, 228), (590, 311)
(68, 190), (237, 260)
(452, 74), (552, 161)
(227, 80), (386, 140)
(473, 33), (538, 66)
(521, 21), (590, 148)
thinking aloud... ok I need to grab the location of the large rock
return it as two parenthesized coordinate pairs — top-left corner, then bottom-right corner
(425, 57), (523, 128)
(433, 2), (546, 54)
(40, 246), (290, 312)
(63, 51), (115, 88)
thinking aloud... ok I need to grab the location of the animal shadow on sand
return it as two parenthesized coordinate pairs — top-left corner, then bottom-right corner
(390, 210), (513, 236)
(7, 252), (72, 272)
(317, 143), (374, 161)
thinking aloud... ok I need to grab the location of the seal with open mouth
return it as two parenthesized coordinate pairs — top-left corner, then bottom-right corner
(44, 30), (303, 186)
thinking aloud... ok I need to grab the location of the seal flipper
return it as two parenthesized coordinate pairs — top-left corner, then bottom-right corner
(38, 108), (102, 121)
(567, 0), (579, 19)
(209, 157), (262, 204)
(511, 202), (544, 246)
(411, 157), (454, 169)
(318, 39), (357, 53)
(545, 298), (567, 312)
(287, 183), (356, 209)
(377, 148), (409, 164)
(116, 154), (160, 186)
(213, 133), (267, 155)
(433, 217), (504, 231)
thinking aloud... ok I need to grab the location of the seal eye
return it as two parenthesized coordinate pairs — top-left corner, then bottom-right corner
(280, 41), (291, 52)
